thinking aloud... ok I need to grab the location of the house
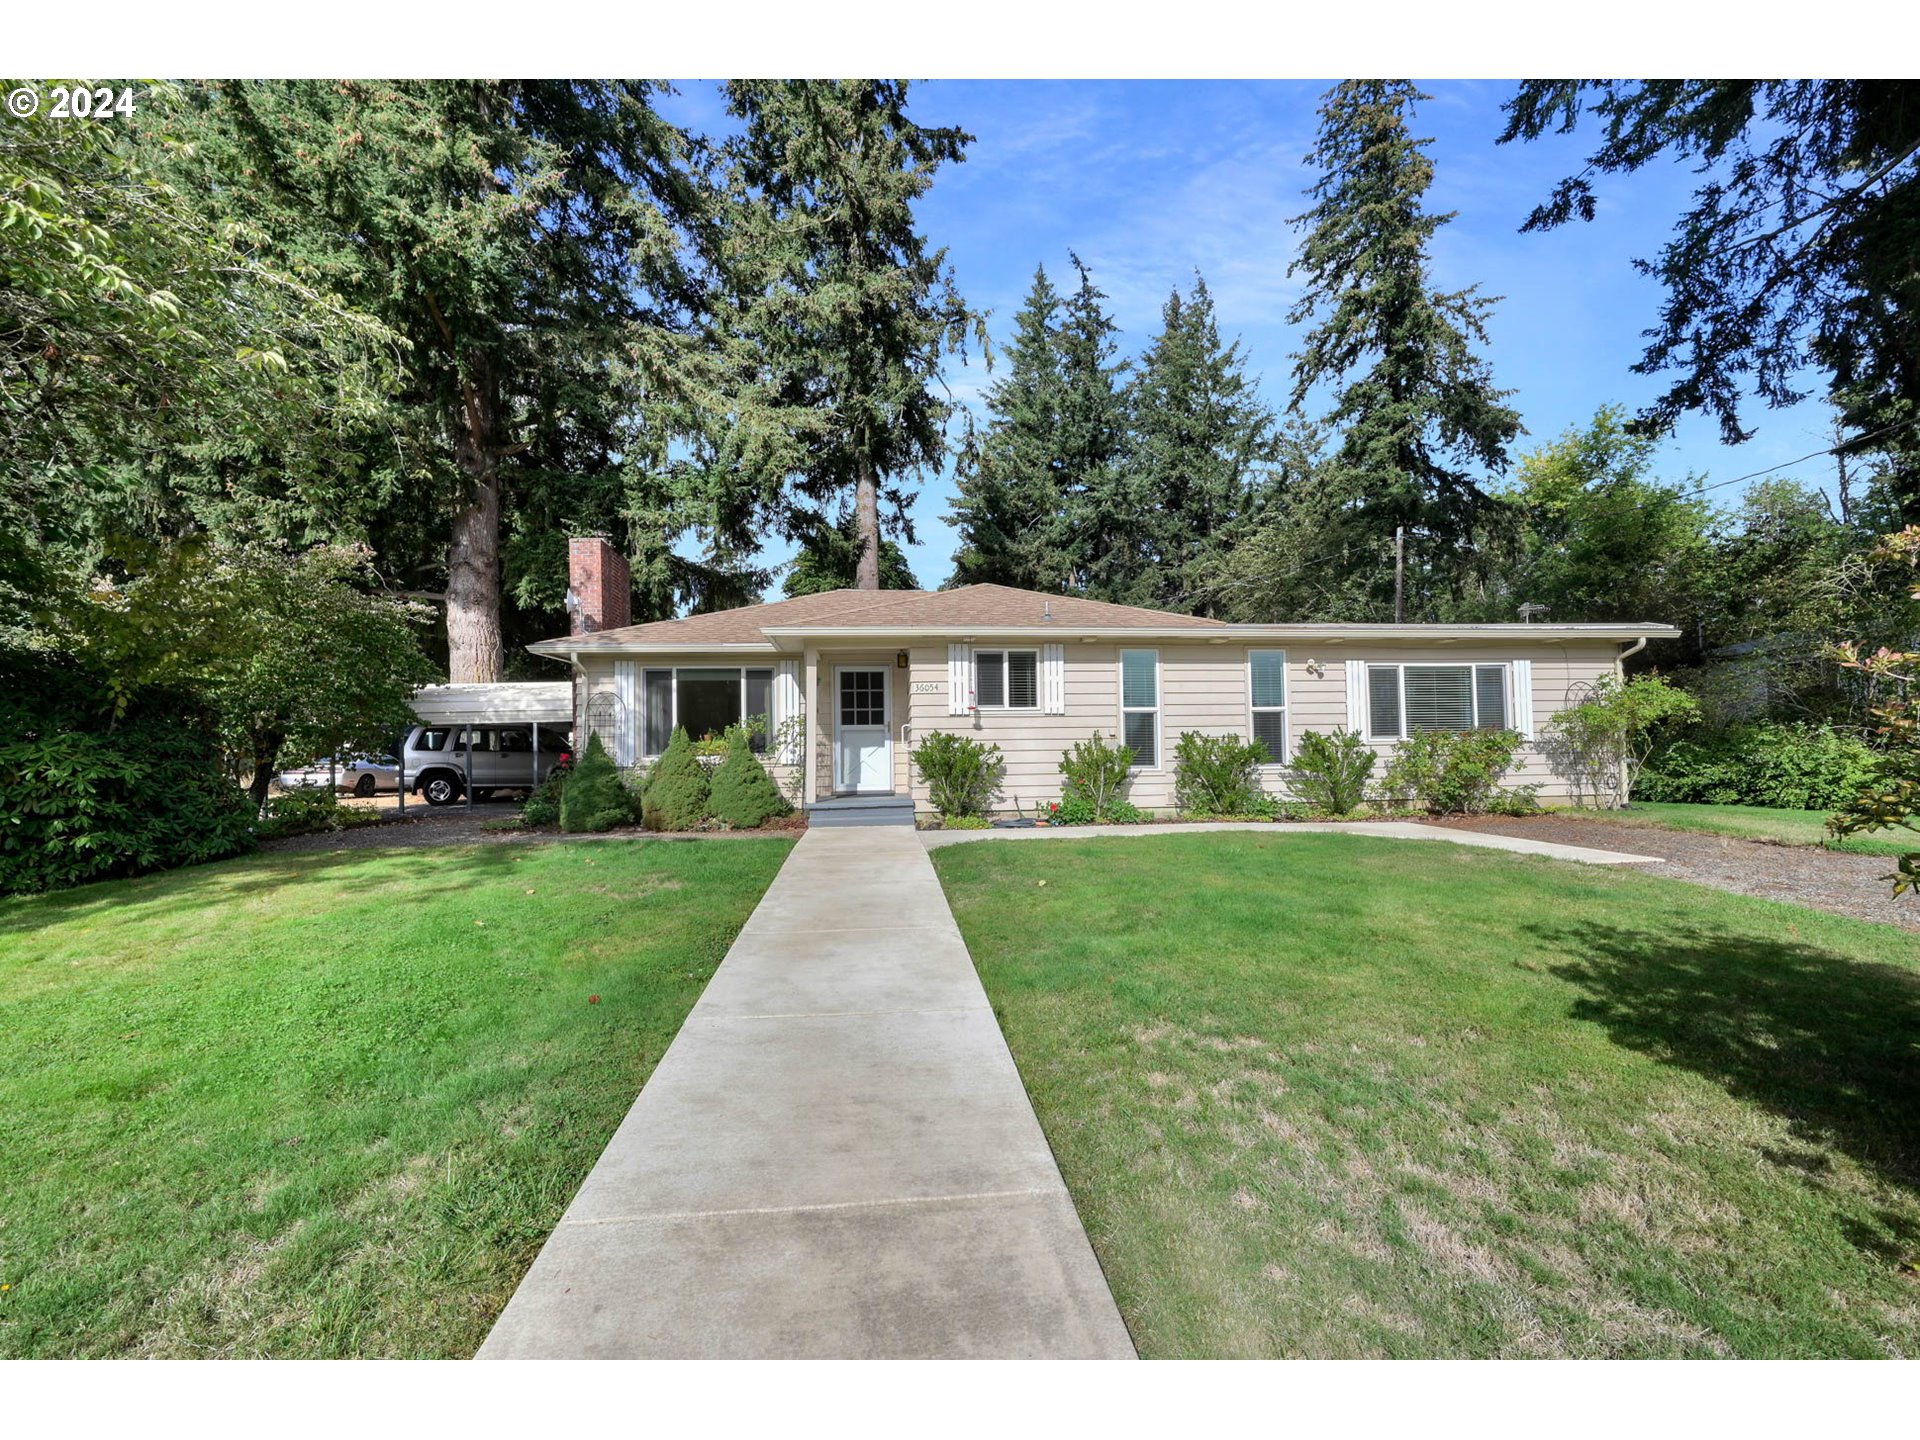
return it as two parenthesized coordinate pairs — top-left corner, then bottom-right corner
(530, 536), (1680, 821)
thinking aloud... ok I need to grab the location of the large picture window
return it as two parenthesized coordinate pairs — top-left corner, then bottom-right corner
(1364, 663), (1510, 740)
(1120, 649), (1160, 768)
(639, 667), (776, 756)
(1248, 649), (1288, 763)
(973, 649), (1039, 710)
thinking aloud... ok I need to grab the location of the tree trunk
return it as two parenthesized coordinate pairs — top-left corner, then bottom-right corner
(248, 729), (286, 811)
(447, 366), (505, 683)
(854, 457), (881, 591)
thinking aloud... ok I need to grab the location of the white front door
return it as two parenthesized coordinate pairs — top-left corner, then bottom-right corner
(833, 666), (892, 794)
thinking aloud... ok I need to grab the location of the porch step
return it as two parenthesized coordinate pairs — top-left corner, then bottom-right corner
(806, 794), (917, 828)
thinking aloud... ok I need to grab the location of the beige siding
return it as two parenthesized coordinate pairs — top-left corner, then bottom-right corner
(579, 637), (1625, 813)
(574, 653), (800, 794)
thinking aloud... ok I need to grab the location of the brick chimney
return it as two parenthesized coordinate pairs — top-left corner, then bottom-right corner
(566, 535), (631, 635)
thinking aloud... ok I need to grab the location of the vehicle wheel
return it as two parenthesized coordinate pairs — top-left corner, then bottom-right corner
(353, 774), (377, 798)
(422, 775), (461, 807)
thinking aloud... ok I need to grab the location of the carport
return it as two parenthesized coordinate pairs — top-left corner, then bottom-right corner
(404, 682), (574, 812)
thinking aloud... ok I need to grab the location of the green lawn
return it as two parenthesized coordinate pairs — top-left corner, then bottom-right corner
(934, 833), (1920, 1358)
(1581, 801), (1912, 858)
(0, 837), (792, 1358)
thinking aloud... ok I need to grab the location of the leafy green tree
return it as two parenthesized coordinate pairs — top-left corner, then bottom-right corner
(1499, 81), (1920, 517)
(948, 266), (1075, 590)
(0, 82), (396, 640)
(163, 80), (714, 680)
(1832, 528), (1920, 893)
(1289, 80), (1524, 618)
(1498, 408), (1715, 652)
(782, 513), (919, 596)
(718, 80), (981, 592)
(64, 543), (436, 806)
(1127, 275), (1278, 613)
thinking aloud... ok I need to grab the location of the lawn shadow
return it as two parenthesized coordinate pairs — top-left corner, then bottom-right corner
(1537, 920), (1920, 1194)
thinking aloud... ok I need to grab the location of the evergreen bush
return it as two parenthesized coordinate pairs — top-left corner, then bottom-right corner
(911, 731), (1004, 818)
(1380, 729), (1532, 815)
(1638, 722), (1878, 810)
(559, 735), (639, 833)
(642, 727), (711, 831)
(1284, 727), (1377, 816)
(708, 730), (791, 829)
(1057, 731), (1136, 822)
(1172, 731), (1269, 817)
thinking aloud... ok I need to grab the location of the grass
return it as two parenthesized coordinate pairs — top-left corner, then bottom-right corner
(1577, 800), (1913, 858)
(0, 836), (792, 1358)
(934, 832), (1920, 1358)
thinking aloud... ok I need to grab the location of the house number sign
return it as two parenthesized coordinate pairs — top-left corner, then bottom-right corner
(910, 681), (944, 694)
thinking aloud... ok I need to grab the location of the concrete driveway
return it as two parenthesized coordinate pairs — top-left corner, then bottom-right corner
(478, 825), (1134, 1359)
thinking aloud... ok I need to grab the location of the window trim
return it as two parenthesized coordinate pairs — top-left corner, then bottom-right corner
(1118, 648), (1161, 771)
(1247, 648), (1289, 766)
(971, 648), (1041, 711)
(639, 665), (777, 758)
(1362, 662), (1512, 741)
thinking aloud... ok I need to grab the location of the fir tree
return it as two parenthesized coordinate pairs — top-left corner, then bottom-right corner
(1054, 255), (1142, 602)
(782, 513), (920, 596)
(719, 80), (982, 591)
(1127, 276), (1279, 614)
(1288, 80), (1524, 618)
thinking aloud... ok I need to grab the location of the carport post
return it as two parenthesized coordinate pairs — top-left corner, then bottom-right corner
(532, 724), (540, 792)
(396, 745), (406, 814)
(462, 726), (473, 812)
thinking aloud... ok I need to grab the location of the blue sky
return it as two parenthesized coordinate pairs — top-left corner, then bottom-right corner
(661, 79), (1838, 597)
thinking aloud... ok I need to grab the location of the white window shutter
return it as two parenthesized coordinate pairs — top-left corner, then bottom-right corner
(1344, 660), (1366, 734)
(948, 644), (971, 715)
(1042, 643), (1066, 714)
(613, 660), (639, 768)
(774, 661), (801, 761)
(1510, 659), (1535, 739)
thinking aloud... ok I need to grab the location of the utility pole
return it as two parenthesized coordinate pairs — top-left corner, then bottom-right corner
(1393, 526), (1405, 624)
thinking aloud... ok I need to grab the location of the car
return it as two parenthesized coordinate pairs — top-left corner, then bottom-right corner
(401, 723), (573, 806)
(274, 753), (401, 798)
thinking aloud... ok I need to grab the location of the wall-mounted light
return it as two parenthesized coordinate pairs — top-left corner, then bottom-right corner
(1305, 658), (1325, 679)
(896, 650), (909, 669)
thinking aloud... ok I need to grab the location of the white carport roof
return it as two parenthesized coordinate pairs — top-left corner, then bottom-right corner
(411, 682), (572, 726)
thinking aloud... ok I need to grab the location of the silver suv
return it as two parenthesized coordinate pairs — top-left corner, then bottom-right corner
(403, 724), (573, 805)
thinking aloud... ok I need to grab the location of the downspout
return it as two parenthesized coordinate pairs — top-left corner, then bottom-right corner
(1614, 636), (1650, 807)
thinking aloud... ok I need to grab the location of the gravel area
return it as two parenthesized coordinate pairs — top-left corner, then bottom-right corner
(258, 803), (804, 854)
(1426, 814), (1918, 932)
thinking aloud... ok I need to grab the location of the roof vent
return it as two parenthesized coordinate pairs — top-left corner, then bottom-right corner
(1041, 600), (1055, 623)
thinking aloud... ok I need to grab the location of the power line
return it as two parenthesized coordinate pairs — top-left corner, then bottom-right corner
(1688, 414), (1920, 497)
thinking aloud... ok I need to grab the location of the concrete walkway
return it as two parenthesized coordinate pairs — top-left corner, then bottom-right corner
(478, 825), (1134, 1360)
(921, 819), (1664, 866)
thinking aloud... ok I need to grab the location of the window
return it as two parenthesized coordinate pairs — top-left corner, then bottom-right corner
(1249, 650), (1288, 763)
(973, 650), (1038, 710)
(496, 725), (532, 753)
(839, 669), (887, 727)
(1365, 663), (1511, 739)
(413, 727), (454, 753)
(1120, 649), (1160, 767)
(638, 667), (779, 756)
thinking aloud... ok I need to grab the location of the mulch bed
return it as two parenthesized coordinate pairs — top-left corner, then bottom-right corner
(1423, 813), (1918, 932)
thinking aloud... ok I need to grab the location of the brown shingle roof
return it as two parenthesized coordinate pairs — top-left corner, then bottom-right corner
(535, 583), (1223, 649)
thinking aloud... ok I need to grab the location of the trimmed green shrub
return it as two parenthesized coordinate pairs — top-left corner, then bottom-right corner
(1058, 730), (1136, 822)
(0, 654), (254, 894)
(257, 785), (384, 840)
(1048, 793), (1146, 826)
(938, 814), (991, 830)
(560, 735), (640, 833)
(911, 731), (1004, 818)
(641, 727), (711, 832)
(521, 768), (568, 827)
(1638, 722), (1878, 810)
(708, 733), (791, 829)
(1172, 731), (1269, 817)
(1285, 727), (1377, 816)
(1380, 728), (1532, 815)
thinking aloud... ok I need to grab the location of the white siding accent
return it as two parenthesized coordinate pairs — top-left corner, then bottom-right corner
(1345, 660), (1366, 733)
(774, 661), (802, 761)
(948, 643), (972, 715)
(1042, 643), (1066, 714)
(612, 660), (639, 768)
(1510, 659), (1535, 738)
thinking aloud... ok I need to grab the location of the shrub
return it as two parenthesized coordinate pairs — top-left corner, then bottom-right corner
(561, 735), (641, 833)
(708, 733), (791, 829)
(1172, 731), (1269, 817)
(257, 785), (385, 840)
(939, 814), (991, 830)
(0, 657), (255, 895)
(1638, 722), (1879, 810)
(1545, 674), (1700, 808)
(911, 731), (1004, 818)
(521, 769), (568, 827)
(1048, 793), (1146, 826)
(1058, 731), (1136, 822)
(1380, 729), (1530, 815)
(1285, 727), (1376, 816)
(641, 727), (711, 831)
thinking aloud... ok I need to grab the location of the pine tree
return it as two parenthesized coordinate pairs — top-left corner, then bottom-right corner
(1128, 276), (1279, 614)
(947, 266), (1075, 589)
(1054, 256), (1142, 602)
(1289, 80), (1523, 618)
(719, 80), (982, 591)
